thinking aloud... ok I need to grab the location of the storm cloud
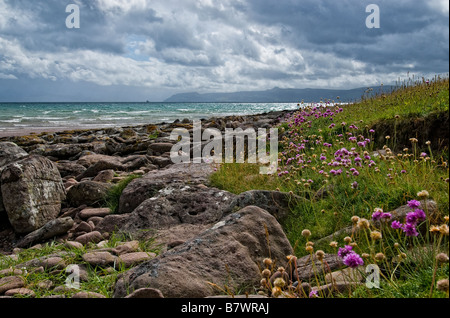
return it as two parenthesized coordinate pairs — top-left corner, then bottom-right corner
(0, 0), (448, 101)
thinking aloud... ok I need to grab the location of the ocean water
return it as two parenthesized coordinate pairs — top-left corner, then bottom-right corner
(0, 102), (299, 133)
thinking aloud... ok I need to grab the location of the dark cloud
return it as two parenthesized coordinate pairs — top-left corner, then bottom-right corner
(0, 0), (448, 101)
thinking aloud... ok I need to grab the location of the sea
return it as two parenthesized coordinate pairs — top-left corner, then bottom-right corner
(0, 102), (300, 134)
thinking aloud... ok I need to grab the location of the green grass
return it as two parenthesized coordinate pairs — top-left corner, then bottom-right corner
(104, 174), (142, 214)
(210, 76), (449, 298)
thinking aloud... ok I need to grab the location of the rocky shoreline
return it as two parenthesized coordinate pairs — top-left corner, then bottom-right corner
(0, 109), (438, 298)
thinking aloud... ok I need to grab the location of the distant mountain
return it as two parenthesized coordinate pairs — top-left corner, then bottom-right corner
(164, 86), (393, 103)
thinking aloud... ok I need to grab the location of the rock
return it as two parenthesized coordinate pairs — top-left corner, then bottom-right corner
(124, 288), (165, 298)
(79, 208), (112, 220)
(0, 142), (29, 168)
(118, 163), (216, 214)
(64, 178), (78, 190)
(75, 231), (103, 245)
(312, 282), (364, 297)
(119, 185), (235, 234)
(55, 161), (87, 178)
(113, 206), (294, 298)
(82, 251), (116, 267)
(72, 221), (93, 234)
(66, 181), (112, 207)
(15, 217), (75, 248)
(95, 214), (129, 234)
(112, 241), (140, 255)
(0, 276), (25, 294)
(294, 254), (344, 282)
(224, 190), (305, 223)
(41, 257), (66, 270)
(72, 291), (106, 298)
(93, 169), (115, 183)
(64, 241), (84, 249)
(325, 267), (365, 284)
(147, 143), (174, 156)
(117, 252), (155, 267)
(4, 287), (36, 297)
(1, 155), (66, 234)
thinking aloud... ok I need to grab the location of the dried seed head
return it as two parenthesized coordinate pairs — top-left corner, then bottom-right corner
(437, 279), (449, 293)
(358, 218), (370, 229)
(440, 224), (449, 236)
(263, 258), (273, 267)
(370, 231), (383, 240)
(305, 245), (314, 253)
(436, 253), (449, 264)
(273, 278), (286, 288)
(329, 241), (338, 248)
(301, 229), (312, 238)
(262, 269), (271, 278)
(272, 286), (282, 297)
(351, 216), (360, 224)
(417, 190), (430, 198)
(344, 236), (352, 244)
(375, 253), (385, 261)
(315, 250), (325, 261)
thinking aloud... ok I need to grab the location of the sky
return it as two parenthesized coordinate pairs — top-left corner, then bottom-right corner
(0, 0), (448, 102)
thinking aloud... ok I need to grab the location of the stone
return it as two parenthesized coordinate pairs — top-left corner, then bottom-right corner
(66, 181), (112, 207)
(224, 190), (306, 223)
(15, 217), (75, 248)
(95, 214), (129, 234)
(113, 206), (294, 298)
(117, 252), (155, 267)
(64, 241), (84, 249)
(112, 241), (140, 255)
(0, 276), (25, 294)
(41, 257), (66, 270)
(294, 254), (344, 282)
(1, 155), (66, 234)
(72, 221), (93, 234)
(118, 163), (216, 214)
(56, 161), (87, 178)
(124, 288), (165, 298)
(325, 267), (365, 284)
(4, 288), (36, 297)
(72, 291), (106, 298)
(147, 143), (174, 156)
(0, 142), (28, 168)
(93, 169), (115, 183)
(119, 185), (235, 234)
(82, 251), (116, 267)
(78, 208), (111, 220)
(75, 231), (103, 245)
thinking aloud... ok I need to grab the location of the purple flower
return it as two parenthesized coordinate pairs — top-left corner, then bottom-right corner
(420, 152), (427, 158)
(381, 212), (392, 220)
(407, 200), (421, 209)
(391, 221), (403, 229)
(414, 209), (426, 222)
(403, 223), (419, 237)
(343, 252), (364, 268)
(406, 212), (419, 224)
(351, 181), (358, 189)
(372, 211), (383, 221)
(338, 245), (353, 259)
(309, 290), (319, 298)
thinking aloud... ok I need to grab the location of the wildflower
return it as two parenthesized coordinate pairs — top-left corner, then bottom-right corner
(370, 231), (382, 240)
(351, 216), (360, 224)
(301, 229), (312, 238)
(329, 241), (338, 248)
(273, 278), (286, 288)
(445, 216), (449, 223)
(338, 245), (354, 259)
(420, 152), (427, 158)
(305, 245), (314, 253)
(344, 236), (352, 244)
(362, 253), (370, 259)
(309, 290), (319, 298)
(372, 209), (384, 221)
(263, 258), (273, 268)
(262, 269), (271, 278)
(437, 279), (449, 293)
(272, 286), (282, 297)
(409, 138), (418, 143)
(351, 181), (358, 189)
(375, 253), (385, 261)
(403, 223), (419, 237)
(357, 218), (370, 229)
(343, 252), (364, 268)
(315, 250), (325, 261)
(417, 190), (429, 198)
(440, 224), (449, 236)
(436, 253), (449, 264)
(430, 225), (440, 233)
(407, 200), (421, 209)
(391, 221), (403, 230)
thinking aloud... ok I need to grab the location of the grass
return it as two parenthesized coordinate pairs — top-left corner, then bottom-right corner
(210, 76), (449, 298)
(104, 174), (142, 214)
(0, 232), (161, 298)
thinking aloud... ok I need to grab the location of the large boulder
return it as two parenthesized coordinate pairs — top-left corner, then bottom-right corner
(118, 185), (235, 235)
(66, 181), (113, 207)
(118, 163), (216, 214)
(1, 155), (66, 234)
(113, 206), (294, 298)
(0, 142), (29, 220)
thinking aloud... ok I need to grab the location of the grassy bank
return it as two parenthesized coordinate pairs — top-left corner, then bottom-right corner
(210, 76), (449, 298)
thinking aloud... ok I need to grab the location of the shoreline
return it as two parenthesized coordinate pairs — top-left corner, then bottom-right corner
(0, 109), (295, 139)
